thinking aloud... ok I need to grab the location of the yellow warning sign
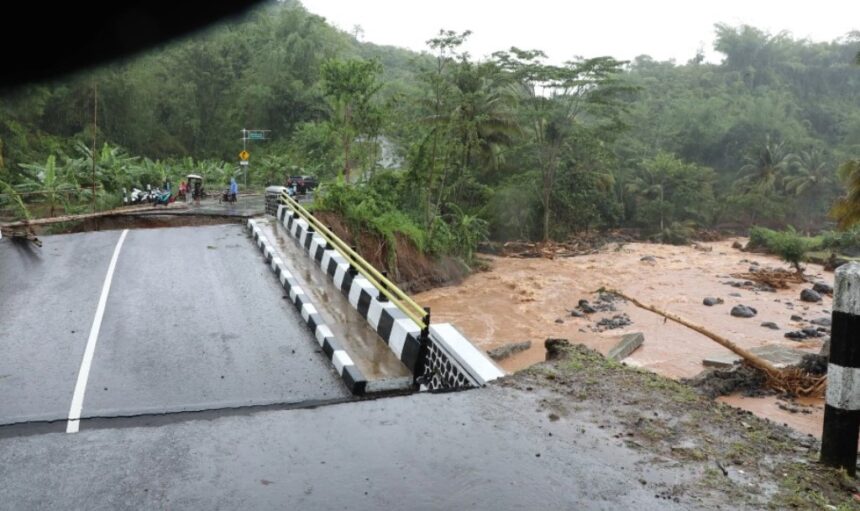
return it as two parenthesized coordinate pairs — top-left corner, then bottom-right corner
(239, 150), (250, 161)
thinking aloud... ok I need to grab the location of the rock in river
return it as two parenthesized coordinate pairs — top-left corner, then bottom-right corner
(812, 282), (833, 296)
(730, 305), (757, 318)
(800, 289), (822, 303)
(703, 297), (724, 306)
(810, 317), (831, 327)
(760, 322), (779, 330)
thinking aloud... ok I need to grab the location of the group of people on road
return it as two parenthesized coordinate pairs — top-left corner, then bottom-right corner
(175, 176), (236, 206)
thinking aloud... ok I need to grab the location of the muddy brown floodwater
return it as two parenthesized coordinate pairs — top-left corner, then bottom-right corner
(416, 239), (830, 437)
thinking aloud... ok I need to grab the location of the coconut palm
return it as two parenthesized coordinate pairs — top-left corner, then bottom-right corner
(736, 136), (792, 194)
(831, 159), (860, 229)
(785, 149), (832, 196)
(447, 62), (519, 177)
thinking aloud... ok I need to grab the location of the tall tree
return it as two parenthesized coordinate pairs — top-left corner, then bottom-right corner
(494, 48), (630, 240)
(320, 58), (383, 183)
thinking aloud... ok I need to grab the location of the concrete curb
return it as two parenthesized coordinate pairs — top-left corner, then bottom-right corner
(247, 218), (367, 396)
(277, 206), (423, 373)
(275, 205), (505, 389)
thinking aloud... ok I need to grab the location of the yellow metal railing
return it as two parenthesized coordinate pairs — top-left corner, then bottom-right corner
(279, 191), (429, 330)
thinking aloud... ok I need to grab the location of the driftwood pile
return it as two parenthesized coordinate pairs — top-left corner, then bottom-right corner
(501, 240), (602, 259)
(729, 268), (807, 290)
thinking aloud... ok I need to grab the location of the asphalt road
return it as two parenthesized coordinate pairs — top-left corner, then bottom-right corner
(0, 224), (348, 426)
(0, 386), (696, 510)
(0, 230), (123, 424)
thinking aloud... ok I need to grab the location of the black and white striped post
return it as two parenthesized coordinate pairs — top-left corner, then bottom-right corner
(821, 262), (860, 476)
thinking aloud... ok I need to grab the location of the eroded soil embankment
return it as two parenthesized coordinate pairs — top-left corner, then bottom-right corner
(314, 211), (468, 293)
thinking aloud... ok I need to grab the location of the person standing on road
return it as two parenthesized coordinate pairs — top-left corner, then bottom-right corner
(229, 177), (238, 202)
(192, 179), (202, 206)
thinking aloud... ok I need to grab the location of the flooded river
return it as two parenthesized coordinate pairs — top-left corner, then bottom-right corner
(416, 239), (830, 436)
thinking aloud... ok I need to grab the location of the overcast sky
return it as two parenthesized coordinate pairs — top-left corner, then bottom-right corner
(300, 0), (859, 64)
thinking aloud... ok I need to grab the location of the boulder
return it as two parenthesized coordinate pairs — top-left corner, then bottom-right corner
(640, 255), (657, 263)
(785, 331), (807, 340)
(812, 282), (833, 296)
(732, 241), (744, 250)
(801, 327), (822, 338)
(810, 317), (831, 327)
(790, 314), (803, 322)
(800, 289), (822, 303)
(730, 305), (757, 318)
(760, 322), (780, 330)
(703, 297), (724, 306)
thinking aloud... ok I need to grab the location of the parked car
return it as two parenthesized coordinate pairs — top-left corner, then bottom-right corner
(301, 175), (318, 191)
(286, 176), (306, 193)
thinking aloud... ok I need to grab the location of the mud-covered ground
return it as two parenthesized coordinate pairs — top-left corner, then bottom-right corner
(507, 343), (859, 510)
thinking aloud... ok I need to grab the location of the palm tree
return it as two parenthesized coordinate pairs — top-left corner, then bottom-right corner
(785, 149), (834, 228)
(430, 62), (519, 221)
(785, 149), (832, 196)
(448, 62), (519, 177)
(736, 136), (792, 194)
(831, 159), (860, 229)
(626, 167), (666, 232)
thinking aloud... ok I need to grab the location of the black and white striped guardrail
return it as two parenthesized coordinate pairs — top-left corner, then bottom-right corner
(247, 218), (367, 395)
(821, 262), (860, 475)
(277, 205), (424, 373)
(274, 204), (504, 390)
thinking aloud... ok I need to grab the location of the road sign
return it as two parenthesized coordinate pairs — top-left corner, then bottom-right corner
(248, 132), (266, 140)
(239, 150), (249, 161)
(239, 160), (249, 166)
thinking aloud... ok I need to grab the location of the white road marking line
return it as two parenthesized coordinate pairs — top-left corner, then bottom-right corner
(66, 229), (129, 433)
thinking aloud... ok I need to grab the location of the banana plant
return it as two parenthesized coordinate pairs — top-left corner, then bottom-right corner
(19, 155), (76, 217)
(0, 179), (30, 220)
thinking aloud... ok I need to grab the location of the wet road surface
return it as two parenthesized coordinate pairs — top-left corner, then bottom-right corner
(0, 231), (123, 424)
(0, 386), (697, 510)
(0, 225), (349, 427)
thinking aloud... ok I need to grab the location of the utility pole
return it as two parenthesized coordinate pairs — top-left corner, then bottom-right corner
(92, 82), (97, 213)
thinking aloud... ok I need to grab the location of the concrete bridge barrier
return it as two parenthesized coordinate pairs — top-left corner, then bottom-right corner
(273, 196), (503, 391)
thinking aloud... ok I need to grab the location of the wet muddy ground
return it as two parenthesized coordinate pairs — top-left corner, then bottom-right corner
(416, 239), (831, 436)
(501, 345), (857, 510)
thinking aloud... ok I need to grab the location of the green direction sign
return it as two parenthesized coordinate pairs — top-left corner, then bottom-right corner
(248, 131), (266, 140)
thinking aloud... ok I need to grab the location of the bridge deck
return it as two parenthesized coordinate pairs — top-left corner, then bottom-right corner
(0, 224), (349, 427)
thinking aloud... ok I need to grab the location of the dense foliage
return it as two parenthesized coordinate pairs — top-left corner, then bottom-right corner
(1, 2), (858, 261)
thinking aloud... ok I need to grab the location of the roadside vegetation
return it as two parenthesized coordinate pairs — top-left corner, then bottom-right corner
(1, 1), (858, 267)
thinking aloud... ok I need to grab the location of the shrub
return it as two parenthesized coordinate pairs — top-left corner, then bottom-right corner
(747, 226), (778, 250)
